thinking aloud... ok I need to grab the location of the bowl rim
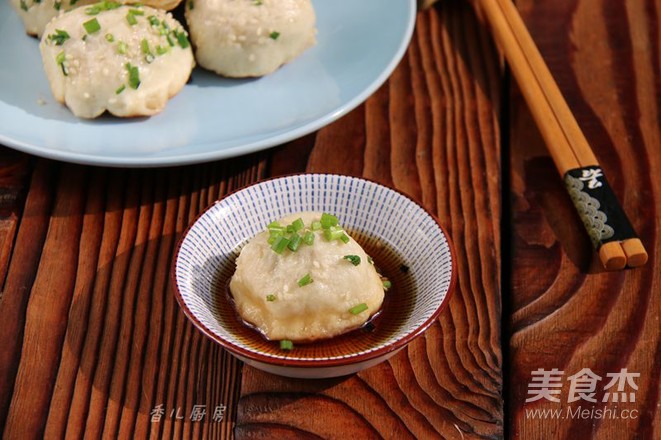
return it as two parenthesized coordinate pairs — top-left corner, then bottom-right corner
(171, 173), (457, 369)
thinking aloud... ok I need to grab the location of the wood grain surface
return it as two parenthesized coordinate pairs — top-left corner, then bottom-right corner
(0, 2), (505, 439)
(507, 0), (660, 439)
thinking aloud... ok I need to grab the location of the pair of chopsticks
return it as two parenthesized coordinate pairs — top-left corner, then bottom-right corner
(475, 0), (648, 270)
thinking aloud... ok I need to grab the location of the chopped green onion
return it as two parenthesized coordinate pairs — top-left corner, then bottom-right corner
(188, 0), (194, 9)
(148, 15), (160, 26)
(115, 84), (125, 95)
(320, 213), (338, 229)
(117, 41), (128, 54)
(86, 0), (120, 13)
(19, 0), (28, 11)
(302, 231), (315, 246)
(266, 294), (276, 302)
(173, 30), (190, 48)
(55, 51), (68, 76)
(48, 29), (70, 46)
(349, 303), (368, 315)
(311, 221), (322, 231)
(105, 33), (114, 42)
(279, 340), (293, 350)
(141, 38), (154, 62)
(323, 226), (344, 241)
(287, 233), (302, 252)
(297, 273), (313, 287)
(125, 63), (140, 89)
(291, 218), (304, 231)
(54, 1), (62, 10)
(367, 256), (374, 265)
(269, 31), (280, 40)
(343, 255), (361, 266)
(253, 0), (263, 5)
(156, 45), (169, 55)
(83, 17), (101, 34)
(126, 11), (139, 25)
(271, 235), (289, 254)
(339, 233), (350, 244)
(382, 280), (392, 290)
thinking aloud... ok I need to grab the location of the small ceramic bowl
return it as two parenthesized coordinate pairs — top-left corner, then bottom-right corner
(173, 174), (455, 378)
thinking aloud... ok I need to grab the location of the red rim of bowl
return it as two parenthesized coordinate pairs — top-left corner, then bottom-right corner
(171, 173), (457, 369)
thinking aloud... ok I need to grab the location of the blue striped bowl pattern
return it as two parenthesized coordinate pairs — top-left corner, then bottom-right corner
(174, 174), (455, 376)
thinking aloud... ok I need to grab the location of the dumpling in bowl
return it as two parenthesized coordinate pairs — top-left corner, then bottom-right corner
(185, 0), (317, 77)
(229, 212), (386, 343)
(39, 3), (195, 118)
(10, 0), (184, 38)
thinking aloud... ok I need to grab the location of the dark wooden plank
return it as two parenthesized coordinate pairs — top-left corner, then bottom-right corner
(0, 155), (270, 439)
(508, 0), (660, 439)
(236, 3), (504, 438)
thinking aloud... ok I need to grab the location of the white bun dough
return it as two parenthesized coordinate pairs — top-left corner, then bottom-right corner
(185, 0), (316, 77)
(11, 0), (184, 38)
(40, 4), (195, 118)
(230, 212), (385, 342)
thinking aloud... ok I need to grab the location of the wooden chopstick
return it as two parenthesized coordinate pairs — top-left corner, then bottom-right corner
(475, 0), (648, 270)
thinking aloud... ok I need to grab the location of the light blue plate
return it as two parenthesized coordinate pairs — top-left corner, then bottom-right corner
(0, 1), (416, 167)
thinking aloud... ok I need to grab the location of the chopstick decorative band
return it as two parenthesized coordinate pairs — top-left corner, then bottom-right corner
(564, 166), (637, 249)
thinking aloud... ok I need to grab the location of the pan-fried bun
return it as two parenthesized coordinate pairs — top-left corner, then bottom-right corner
(39, 3), (194, 118)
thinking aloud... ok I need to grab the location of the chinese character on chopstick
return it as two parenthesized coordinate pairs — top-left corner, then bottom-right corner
(579, 168), (604, 189)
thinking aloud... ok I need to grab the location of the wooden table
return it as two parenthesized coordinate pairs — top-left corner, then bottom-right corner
(0, 1), (658, 438)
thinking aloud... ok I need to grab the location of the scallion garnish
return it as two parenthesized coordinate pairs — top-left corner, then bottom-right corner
(320, 213), (338, 229)
(343, 255), (361, 266)
(126, 10), (140, 25)
(173, 30), (190, 48)
(19, 0), (28, 11)
(83, 17), (101, 34)
(349, 303), (368, 315)
(148, 15), (160, 26)
(291, 218), (304, 231)
(367, 256), (374, 265)
(302, 231), (314, 246)
(117, 41), (128, 54)
(54, 1), (62, 10)
(115, 84), (126, 95)
(48, 29), (70, 46)
(382, 280), (392, 290)
(339, 233), (350, 244)
(105, 33), (114, 42)
(287, 233), (302, 252)
(311, 221), (321, 231)
(323, 226), (344, 241)
(266, 294), (276, 302)
(55, 51), (68, 76)
(269, 31), (280, 40)
(141, 38), (154, 63)
(271, 235), (289, 254)
(156, 45), (169, 55)
(297, 273), (313, 287)
(280, 340), (294, 350)
(125, 63), (140, 89)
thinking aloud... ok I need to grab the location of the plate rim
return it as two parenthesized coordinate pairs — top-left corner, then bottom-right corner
(0, 0), (417, 167)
